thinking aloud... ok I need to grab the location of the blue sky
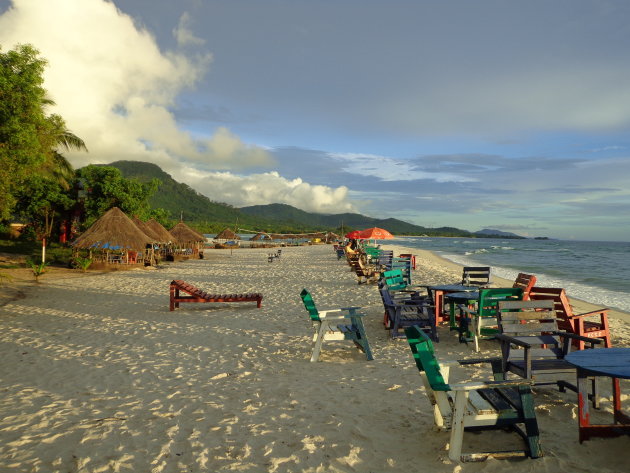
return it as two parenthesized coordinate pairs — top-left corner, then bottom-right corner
(1, 0), (629, 241)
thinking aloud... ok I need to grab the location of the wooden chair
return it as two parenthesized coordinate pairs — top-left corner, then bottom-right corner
(381, 269), (422, 293)
(405, 325), (542, 462)
(528, 287), (611, 349)
(495, 299), (601, 403)
(349, 258), (380, 284)
(377, 250), (394, 270)
(300, 289), (373, 362)
(378, 282), (437, 340)
(512, 273), (537, 300)
(459, 288), (523, 352)
(461, 266), (492, 287)
(169, 280), (263, 311)
(391, 257), (413, 284)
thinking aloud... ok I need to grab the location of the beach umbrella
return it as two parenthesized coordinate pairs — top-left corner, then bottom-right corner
(345, 230), (362, 239)
(357, 227), (394, 240)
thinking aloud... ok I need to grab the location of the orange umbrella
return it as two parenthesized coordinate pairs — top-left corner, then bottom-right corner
(357, 227), (394, 240)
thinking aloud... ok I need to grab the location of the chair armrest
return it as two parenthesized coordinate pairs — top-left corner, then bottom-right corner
(558, 331), (602, 344)
(450, 379), (533, 391)
(319, 307), (365, 319)
(495, 333), (532, 348)
(571, 308), (609, 319)
(457, 357), (503, 366)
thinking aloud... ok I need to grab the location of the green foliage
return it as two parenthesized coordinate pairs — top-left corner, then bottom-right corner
(107, 160), (243, 223)
(0, 43), (87, 226)
(146, 207), (173, 229)
(76, 165), (159, 227)
(71, 255), (92, 272)
(14, 175), (74, 241)
(0, 44), (50, 219)
(26, 258), (49, 281)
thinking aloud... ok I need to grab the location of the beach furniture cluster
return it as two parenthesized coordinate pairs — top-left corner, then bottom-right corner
(319, 241), (624, 460)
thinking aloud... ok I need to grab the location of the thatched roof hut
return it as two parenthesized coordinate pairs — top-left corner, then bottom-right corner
(145, 219), (174, 243)
(250, 232), (271, 241)
(215, 228), (240, 240)
(73, 207), (153, 250)
(170, 221), (205, 246)
(132, 217), (162, 242)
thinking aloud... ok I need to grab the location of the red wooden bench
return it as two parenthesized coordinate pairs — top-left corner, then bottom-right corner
(169, 280), (263, 311)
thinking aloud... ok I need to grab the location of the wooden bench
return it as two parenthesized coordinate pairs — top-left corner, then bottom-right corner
(169, 280), (263, 311)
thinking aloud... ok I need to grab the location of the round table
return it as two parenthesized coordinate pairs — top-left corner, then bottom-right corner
(565, 348), (630, 442)
(424, 284), (480, 324)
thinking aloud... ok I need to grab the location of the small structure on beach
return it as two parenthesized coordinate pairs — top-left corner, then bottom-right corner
(72, 207), (154, 266)
(169, 221), (204, 259)
(145, 219), (174, 244)
(213, 227), (240, 249)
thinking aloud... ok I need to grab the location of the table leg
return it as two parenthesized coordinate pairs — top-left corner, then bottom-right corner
(434, 290), (444, 324)
(612, 377), (630, 424)
(576, 369), (590, 443)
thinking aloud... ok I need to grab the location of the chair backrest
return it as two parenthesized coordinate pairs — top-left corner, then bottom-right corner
(498, 299), (564, 358)
(512, 273), (537, 300)
(528, 286), (573, 331)
(405, 325), (450, 391)
(382, 269), (407, 290)
(300, 289), (320, 322)
(461, 266), (491, 286)
(378, 250), (394, 269)
(378, 283), (395, 308)
(477, 287), (523, 317)
(392, 257), (412, 284)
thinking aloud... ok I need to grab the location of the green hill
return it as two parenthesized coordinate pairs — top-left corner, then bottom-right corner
(100, 160), (492, 237)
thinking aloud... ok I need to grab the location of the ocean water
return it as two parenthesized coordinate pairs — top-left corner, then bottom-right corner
(391, 237), (630, 313)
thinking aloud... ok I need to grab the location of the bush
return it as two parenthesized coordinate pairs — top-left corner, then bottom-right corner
(71, 255), (92, 272)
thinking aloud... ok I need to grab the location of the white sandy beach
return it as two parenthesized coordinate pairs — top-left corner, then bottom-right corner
(0, 244), (629, 473)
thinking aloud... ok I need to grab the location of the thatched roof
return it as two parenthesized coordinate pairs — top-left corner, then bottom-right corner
(170, 221), (205, 244)
(250, 232), (271, 241)
(215, 227), (240, 240)
(132, 217), (161, 242)
(72, 207), (153, 250)
(145, 219), (174, 243)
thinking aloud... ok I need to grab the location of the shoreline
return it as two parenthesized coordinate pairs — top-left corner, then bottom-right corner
(383, 242), (630, 324)
(1, 244), (628, 471)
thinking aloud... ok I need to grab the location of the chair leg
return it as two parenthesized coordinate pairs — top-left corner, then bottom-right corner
(354, 320), (373, 361)
(311, 325), (327, 362)
(519, 386), (542, 458)
(449, 391), (467, 461)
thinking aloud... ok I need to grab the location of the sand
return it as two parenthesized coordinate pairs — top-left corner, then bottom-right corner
(0, 243), (628, 473)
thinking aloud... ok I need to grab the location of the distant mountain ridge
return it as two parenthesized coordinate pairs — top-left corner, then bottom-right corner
(102, 160), (525, 237)
(474, 228), (525, 239)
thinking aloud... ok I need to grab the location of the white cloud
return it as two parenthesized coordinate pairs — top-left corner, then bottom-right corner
(330, 152), (475, 183)
(0, 0), (272, 172)
(178, 169), (356, 214)
(173, 12), (205, 47)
